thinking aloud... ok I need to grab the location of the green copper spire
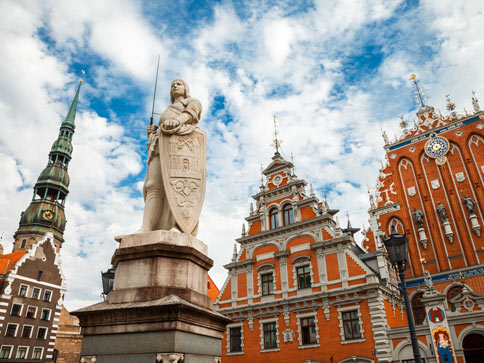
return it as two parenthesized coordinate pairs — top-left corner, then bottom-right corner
(13, 79), (83, 251)
(63, 79), (82, 127)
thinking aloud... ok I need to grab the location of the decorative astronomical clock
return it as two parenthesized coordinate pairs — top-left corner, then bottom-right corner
(424, 133), (450, 165)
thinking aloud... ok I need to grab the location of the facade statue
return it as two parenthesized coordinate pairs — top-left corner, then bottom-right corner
(140, 79), (205, 236)
(424, 270), (433, 289)
(461, 193), (476, 216)
(412, 207), (424, 229)
(436, 202), (449, 223)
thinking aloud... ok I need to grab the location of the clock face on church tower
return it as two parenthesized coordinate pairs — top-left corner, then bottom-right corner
(42, 210), (54, 221)
(424, 133), (450, 165)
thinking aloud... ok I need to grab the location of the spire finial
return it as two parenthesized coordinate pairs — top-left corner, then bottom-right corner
(409, 73), (426, 108)
(272, 115), (282, 155)
(260, 163), (264, 187)
(310, 184), (315, 197)
(80, 69), (85, 83)
(399, 113), (409, 131)
(64, 74), (83, 126)
(232, 244), (238, 262)
(250, 203), (254, 214)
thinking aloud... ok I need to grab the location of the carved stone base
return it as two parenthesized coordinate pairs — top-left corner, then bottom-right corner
(443, 221), (454, 243)
(418, 228), (428, 249)
(470, 215), (481, 237)
(74, 231), (231, 363)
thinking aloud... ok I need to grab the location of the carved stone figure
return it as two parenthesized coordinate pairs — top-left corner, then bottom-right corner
(412, 208), (424, 229)
(461, 193), (476, 216)
(472, 90), (480, 113)
(140, 80), (205, 236)
(424, 270), (433, 289)
(436, 202), (449, 223)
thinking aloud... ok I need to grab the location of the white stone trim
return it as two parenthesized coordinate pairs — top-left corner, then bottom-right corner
(5, 322), (19, 337)
(226, 322), (244, 355)
(337, 305), (365, 344)
(295, 311), (320, 348)
(290, 243), (310, 254)
(31, 347), (44, 360)
(259, 317), (280, 352)
(256, 265), (277, 298)
(256, 252), (275, 262)
(15, 346), (29, 359)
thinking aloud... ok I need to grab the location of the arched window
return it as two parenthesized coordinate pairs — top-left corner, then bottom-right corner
(283, 204), (294, 226)
(447, 285), (464, 312)
(411, 292), (425, 325)
(269, 208), (279, 230)
(388, 217), (405, 235)
(21, 239), (26, 249)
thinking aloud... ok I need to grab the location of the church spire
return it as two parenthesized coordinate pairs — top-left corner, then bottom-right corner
(13, 79), (83, 252)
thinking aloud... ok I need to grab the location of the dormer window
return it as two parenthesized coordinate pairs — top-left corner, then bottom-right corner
(283, 204), (294, 225)
(269, 208), (279, 229)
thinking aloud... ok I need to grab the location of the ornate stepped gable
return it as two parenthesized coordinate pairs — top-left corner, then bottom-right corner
(363, 88), (484, 362)
(215, 151), (403, 363)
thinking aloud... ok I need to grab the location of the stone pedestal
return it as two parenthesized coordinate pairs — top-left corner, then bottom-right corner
(443, 221), (454, 243)
(470, 214), (481, 236)
(73, 231), (230, 363)
(418, 227), (428, 249)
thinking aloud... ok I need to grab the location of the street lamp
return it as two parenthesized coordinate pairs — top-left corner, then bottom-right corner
(383, 226), (422, 363)
(101, 267), (115, 298)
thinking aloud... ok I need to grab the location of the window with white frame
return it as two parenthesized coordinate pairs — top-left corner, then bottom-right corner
(0, 346), (13, 359)
(19, 284), (28, 297)
(37, 327), (48, 339)
(261, 273), (274, 295)
(5, 323), (18, 337)
(291, 256), (314, 291)
(283, 204), (294, 225)
(226, 323), (244, 354)
(26, 306), (37, 319)
(31, 287), (41, 299)
(337, 306), (365, 343)
(42, 290), (52, 302)
(11, 303), (22, 316)
(296, 312), (320, 347)
(259, 318), (280, 351)
(269, 208), (279, 229)
(21, 325), (33, 338)
(16, 346), (28, 359)
(263, 322), (278, 349)
(40, 308), (51, 321)
(32, 347), (43, 360)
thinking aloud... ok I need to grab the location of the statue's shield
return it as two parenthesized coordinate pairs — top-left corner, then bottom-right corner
(159, 128), (206, 234)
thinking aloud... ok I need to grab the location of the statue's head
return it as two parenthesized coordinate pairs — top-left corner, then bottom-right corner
(170, 79), (190, 103)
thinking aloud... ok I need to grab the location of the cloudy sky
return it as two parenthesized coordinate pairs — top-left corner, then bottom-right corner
(0, 0), (483, 310)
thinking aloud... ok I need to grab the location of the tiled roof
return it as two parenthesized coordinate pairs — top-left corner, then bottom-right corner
(0, 250), (27, 275)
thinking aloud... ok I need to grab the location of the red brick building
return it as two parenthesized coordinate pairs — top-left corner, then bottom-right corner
(0, 81), (82, 362)
(363, 92), (484, 362)
(215, 151), (405, 363)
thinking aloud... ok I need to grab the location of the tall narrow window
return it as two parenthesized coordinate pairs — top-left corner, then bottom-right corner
(32, 347), (43, 360)
(261, 273), (274, 296)
(16, 347), (28, 359)
(0, 346), (12, 359)
(6, 324), (17, 337)
(411, 292), (426, 325)
(296, 265), (311, 289)
(283, 204), (294, 225)
(43, 290), (52, 302)
(21, 326), (33, 338)
(342, 310), (361, 340)
(269, 209), (279, 229)
(229, 327), (242, 352)
(263, 322), (277, 349)
(21, 239), (26, 248)
(32, 288), (40, 299)
(37, 327), (47, 340)
(300, 317), (317, 345)
(19, 285), (28, 297)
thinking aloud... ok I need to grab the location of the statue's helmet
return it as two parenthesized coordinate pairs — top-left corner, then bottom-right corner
(170, 79), (190, 103)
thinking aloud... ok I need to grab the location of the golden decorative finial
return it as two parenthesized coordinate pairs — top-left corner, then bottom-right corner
(409, 73), (426, 107)
(409, 74), (416, 80)
(80, 69), (86, 83)
(456, 271), (466, 285)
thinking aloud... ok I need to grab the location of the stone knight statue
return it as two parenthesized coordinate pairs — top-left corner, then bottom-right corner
(140, 79), (205, 236)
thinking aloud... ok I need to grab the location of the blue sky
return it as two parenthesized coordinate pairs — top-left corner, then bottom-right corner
(0, 0), (483, 309)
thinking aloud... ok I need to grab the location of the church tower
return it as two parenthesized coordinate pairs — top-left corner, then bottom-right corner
(12, 80), (82, 253)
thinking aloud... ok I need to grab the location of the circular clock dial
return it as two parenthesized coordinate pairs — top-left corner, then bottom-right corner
(42, 210), (54, 220)
(424, 134), (450, 159)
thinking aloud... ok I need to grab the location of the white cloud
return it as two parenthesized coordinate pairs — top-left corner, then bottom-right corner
(1, 0), (483, 311)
